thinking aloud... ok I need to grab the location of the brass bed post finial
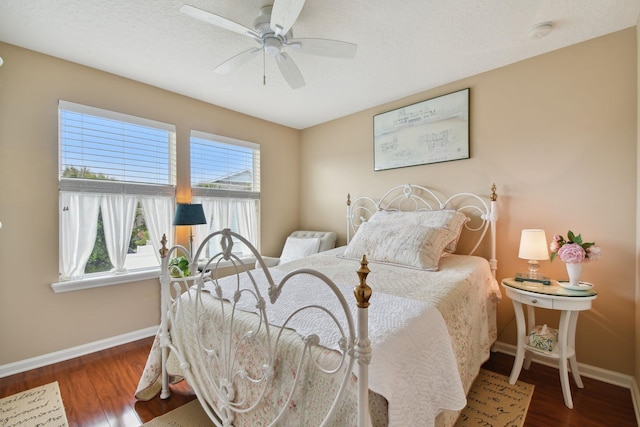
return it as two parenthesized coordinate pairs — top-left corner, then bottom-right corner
(490, 183), (497, 201)
(354, 255), (372, 308)
(159, 233), (169, 259)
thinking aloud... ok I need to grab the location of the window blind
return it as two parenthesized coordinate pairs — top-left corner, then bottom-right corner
(59, 100), (176, 189)
(190, 130), (260, 199)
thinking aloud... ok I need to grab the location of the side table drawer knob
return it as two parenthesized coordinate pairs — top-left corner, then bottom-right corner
(524, 295), (554, 309)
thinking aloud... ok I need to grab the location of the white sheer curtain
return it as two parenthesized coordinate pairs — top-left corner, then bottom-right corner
(140, 196), (174, 263)
(192, 198), (223, 258)
(59, 192), (101, 280)
(234, 199), (258, 245)
(101, 194), (137, 274)
(211, 199), (230, 234)
(193, 197), (258, 258)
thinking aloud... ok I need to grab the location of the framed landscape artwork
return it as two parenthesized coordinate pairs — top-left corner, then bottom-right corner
(373, 88), (470, 171)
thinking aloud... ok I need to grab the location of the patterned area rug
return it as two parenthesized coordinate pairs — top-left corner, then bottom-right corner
(142, 400), (214, 426)
(0, 381), (69, 427)
(455, 369), (534, 427)
(142, 370), (533, 427)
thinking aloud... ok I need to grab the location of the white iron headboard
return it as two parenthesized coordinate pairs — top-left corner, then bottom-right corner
(346, 183), (498, 276)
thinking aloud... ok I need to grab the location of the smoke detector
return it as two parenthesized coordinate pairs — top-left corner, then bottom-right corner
(528, 22), (553, 40)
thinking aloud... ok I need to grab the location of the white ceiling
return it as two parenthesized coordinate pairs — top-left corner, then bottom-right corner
(0, 1), (638, 129)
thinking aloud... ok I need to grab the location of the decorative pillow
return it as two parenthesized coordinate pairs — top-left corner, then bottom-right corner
(368, 209), (468, 253)
(342, 221), (456, 271)
(279, 237), (321, 264)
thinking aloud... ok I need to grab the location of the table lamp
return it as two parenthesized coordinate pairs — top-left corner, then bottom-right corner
(173, 203), (207, 253)
(517, 229), (550, 284)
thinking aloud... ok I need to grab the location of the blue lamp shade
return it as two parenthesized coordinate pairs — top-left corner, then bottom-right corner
(173, 203), (207, 226)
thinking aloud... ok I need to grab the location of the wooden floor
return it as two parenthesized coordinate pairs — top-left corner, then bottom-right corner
(0, 337), (636, 426)
(482, 352), (637, 427)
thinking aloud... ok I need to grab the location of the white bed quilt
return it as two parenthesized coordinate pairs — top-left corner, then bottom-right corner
(136, 247), (501, 427)
(277, 248), (502, 425)
(208, 267), (466, 426)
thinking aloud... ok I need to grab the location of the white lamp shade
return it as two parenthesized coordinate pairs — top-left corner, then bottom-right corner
(518, 229), (549, 260)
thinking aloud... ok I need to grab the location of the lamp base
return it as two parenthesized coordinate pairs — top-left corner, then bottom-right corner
(515, 272), (551, 285)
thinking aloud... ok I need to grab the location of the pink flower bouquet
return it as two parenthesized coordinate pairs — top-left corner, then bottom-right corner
(550, 231), (602, 264)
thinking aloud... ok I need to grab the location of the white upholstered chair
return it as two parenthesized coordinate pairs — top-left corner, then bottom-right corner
(258, 230), (337, 268)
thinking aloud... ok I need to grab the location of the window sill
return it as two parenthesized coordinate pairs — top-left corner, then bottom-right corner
(51, 268), (161, 293)
(50, 257), (257, 293)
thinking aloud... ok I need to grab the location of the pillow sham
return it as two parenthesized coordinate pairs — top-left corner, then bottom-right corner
(342, 221), (456, 271)
(368, 209), (468, 253)
(280, 237), (321, 264)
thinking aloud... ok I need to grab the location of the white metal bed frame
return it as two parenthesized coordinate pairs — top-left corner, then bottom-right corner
(346, 183), (498, 277)
(154, 183), (498, 426)
(158, 229), (373, 426)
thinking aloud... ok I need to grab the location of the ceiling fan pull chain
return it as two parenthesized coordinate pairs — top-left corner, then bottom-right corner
(263, 49), (266, 86)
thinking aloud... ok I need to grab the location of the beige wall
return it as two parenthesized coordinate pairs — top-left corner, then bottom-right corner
(0, 42), (300, 365)
(0, 28), (637, 378)
(300, 29), (638, 374)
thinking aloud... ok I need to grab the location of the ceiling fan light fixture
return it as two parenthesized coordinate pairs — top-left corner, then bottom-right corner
(264, 37), (282, 55)
(528, 22), (553, 40)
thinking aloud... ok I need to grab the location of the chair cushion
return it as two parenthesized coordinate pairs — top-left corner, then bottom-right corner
(288, 231), (337, 252)
(279, 237), (322, 264)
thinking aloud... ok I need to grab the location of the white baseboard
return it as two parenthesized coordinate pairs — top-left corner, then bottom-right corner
(492, 341), (634, 387)
(492, 341), (640, 425)
(0, 325), (159, 379)
(631, 377), (640, 426)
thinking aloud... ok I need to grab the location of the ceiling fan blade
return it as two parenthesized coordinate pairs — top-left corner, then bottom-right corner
(287, 38), (357, 59)
(214, 48), (262, 74)
(275, 52), (305, 89)
(270, 0), (305, 36)
(180, 4), (260, 40)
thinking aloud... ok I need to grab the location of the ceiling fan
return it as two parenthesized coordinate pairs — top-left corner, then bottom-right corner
(180, 0), (357, 89)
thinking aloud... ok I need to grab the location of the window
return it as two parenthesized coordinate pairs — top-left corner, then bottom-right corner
(190, 130), (260, 259)
(58, 101), (176, 281)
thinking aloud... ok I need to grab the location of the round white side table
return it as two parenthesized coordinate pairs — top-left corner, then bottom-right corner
(501, 278), (597, 409)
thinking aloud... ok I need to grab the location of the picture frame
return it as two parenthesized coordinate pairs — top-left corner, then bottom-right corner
(373, 88), (470, 171)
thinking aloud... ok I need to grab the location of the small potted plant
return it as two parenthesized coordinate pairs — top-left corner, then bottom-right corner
(168, 256), (191, 278)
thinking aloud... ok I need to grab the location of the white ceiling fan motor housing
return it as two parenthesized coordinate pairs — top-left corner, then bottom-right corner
(254, 6), (291, 56)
